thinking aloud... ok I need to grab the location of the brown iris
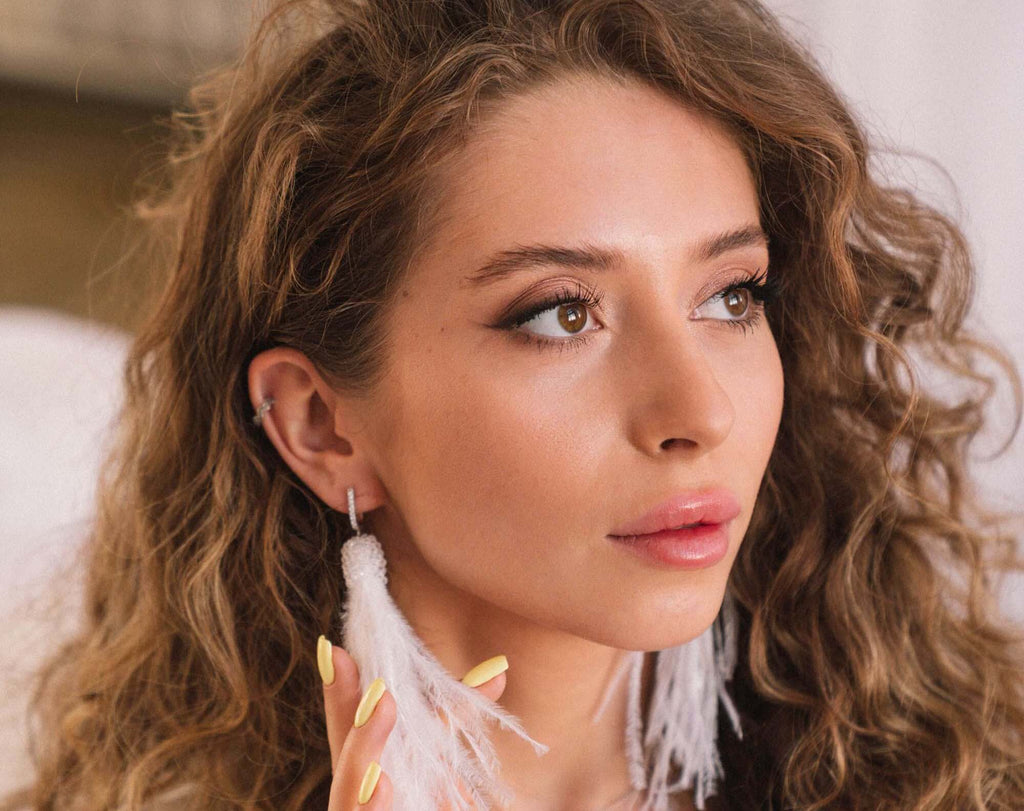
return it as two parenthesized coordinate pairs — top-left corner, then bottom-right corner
(723, 288), (750, 317)
(557, 303), (588, 334)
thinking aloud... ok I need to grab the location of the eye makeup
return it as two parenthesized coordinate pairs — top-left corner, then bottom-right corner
(493, 268), (782, 352)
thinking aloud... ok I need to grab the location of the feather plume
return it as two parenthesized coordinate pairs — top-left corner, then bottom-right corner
(340, 531), (550, 810)
(629, 591), (744, 811)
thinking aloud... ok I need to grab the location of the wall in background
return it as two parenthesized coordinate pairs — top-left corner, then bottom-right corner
(0, 82), (165, 333)
(0, 0), (250, 333)
(0, 0), (247, 104)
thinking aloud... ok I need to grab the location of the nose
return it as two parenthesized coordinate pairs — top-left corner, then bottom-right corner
(623, 314), (735, 456)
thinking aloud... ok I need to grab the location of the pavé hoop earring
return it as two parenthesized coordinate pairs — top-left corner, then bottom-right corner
(338, 485), (549, 810)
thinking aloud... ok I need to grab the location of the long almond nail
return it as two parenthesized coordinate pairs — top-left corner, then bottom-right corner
(358, 761), (382, 804)
(317, 635), (335, 686)
(354, 677), (386, 727)
(461, 654), (509, 687)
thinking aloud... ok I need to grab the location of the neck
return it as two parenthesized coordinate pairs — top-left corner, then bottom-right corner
(386, 533), (673, 810)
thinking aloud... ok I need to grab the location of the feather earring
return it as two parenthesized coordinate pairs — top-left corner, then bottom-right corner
(590, 592), (743, 810)
(624, 591), (743, 811)
(338, 486), (550, 811)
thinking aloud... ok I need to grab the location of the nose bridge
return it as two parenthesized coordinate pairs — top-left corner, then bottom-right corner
(622, 302), (735, 454)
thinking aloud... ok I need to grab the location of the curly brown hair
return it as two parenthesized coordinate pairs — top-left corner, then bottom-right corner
(5, 0), (1023, 808)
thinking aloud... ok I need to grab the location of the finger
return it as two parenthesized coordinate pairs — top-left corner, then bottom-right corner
(438, 654), (510, 729)
(330, 684), (398, 809)
(318, 635), (362, 772)
(460, 654), (509, 700)
(355, 764), (394, 809)
(319, 649), (510, 809)
(460, 651), (507, 692)
(327, 759), (395, 810)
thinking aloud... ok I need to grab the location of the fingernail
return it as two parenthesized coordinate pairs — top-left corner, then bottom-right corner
(354, 677), (386, 728)
(461, 654), (509, 687)
(316, 635), (335, 686)
(358, 760), (382, 804)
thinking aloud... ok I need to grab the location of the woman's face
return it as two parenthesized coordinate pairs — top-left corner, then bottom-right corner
(356, 75), (784, 651)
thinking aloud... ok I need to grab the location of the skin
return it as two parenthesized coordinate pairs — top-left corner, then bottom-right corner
(250, 74), (784, 809)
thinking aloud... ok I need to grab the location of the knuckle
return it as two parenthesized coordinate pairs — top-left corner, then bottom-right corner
(339, 693), (397, 764)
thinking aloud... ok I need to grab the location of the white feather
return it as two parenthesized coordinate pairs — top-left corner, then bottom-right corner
(630, 591), (744, 811)
(625, 650), (648, 791)
(340, 532), (550, 810)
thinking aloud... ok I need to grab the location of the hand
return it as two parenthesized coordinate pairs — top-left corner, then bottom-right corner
(318, 636), (509, 809)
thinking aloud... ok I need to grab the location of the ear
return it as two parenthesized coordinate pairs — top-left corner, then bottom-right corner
(247, 346), (384, 515)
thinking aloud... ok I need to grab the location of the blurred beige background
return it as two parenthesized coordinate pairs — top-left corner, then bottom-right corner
(1, 80), (162, 332)
(1, 0), (251, 332)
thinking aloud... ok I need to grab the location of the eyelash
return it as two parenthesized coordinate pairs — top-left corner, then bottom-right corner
(500, 270), (782, 353)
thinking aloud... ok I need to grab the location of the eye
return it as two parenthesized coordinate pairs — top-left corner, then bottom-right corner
(498, 281), (605, 352)
(696, 285), (757, 328)
(514, 295), (601, 338)
(693, 269), (781, 335)
(495, 268), (782, 351)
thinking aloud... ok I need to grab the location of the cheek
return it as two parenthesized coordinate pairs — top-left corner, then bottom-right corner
(381, 363), (561, 574)
(378, 339), (620, 625)
(734, 336), (784, 448)
(722, 335), (784, 522)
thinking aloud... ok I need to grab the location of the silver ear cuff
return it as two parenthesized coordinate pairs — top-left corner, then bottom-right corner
(253, 397), (274, 427)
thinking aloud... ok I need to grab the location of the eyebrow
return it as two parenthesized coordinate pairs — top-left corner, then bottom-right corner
(462, 224), (769, 287)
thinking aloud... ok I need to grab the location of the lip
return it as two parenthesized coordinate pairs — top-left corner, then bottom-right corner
(608, 523), (730, 569)
(607, 487), (741, 538)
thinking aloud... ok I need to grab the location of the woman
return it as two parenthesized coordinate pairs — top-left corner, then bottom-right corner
(7, 0), (1023, 808)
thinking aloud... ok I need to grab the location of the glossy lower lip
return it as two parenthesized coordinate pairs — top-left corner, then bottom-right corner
(607, 522), (729, 569)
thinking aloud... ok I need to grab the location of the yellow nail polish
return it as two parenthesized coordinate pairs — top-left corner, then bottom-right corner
(317, 635), (335, 686)
(358, 761), (382, 804)
(354, 677), (386, 728)
(461, 654), (509, 687)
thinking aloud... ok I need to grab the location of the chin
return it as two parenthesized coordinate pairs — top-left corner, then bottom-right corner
(575, 598), (728, 652)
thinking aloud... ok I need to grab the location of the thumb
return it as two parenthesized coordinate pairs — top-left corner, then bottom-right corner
(459, 654), (509, 704)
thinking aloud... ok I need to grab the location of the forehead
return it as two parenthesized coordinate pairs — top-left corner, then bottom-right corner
(412, 75), (760, 284)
